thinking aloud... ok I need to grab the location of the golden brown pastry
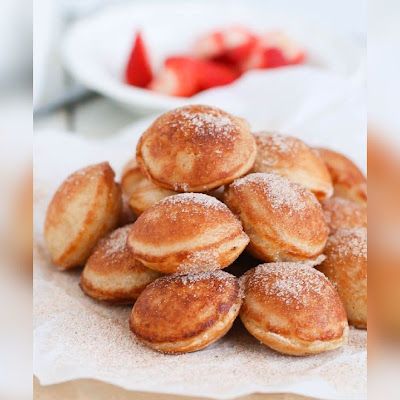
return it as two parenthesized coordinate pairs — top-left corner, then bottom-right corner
(136, 105), (257, 192)
(44, 162), (122, 269)
(121, 158), (225, 215)
(253, 132), (333, 200)
(130, 271), (242, 353)
(121, 158), (176, 215)
(80, 225), (161, 304)
(225, 173), (328, 262)
(117, 196), (136, 226)
(120, 158), (138, 198)
(317, 148), (367, 204)
(128, 193), (249, 274)
(322, 196), (367, 233)
(240, 262), (348, 356)
(318, 227), (367, 329)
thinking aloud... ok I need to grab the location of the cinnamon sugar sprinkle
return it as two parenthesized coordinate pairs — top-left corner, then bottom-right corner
(150, 270), (236, 295)
(231, 172), (317, 212)
(247, 262), (331, 306)
(328, 227), (367, 259)
(102, 227), (130, 255)
(177, 249), (221, 273)
(169, 109), (235, 140)
(255, 132), (300, 167)
(160, 192), (227, 211)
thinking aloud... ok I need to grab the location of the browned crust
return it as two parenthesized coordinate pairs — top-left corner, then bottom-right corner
(136, 105), (257, 192)
(79, 277), (144, 305)
(44, 162), (122, 269)
(130, 229), (248, 274)
(121, 158), (227, 216)
(80, 225), (161, 303)
(224, 173), (328, 262)
(318, 228), (367, 329)
(253, 133), (333, 200)
(317, 148), (367, 204)
(127, 193), (249, 273)
(322, 196), (367, 233)
(130, 271), (242, 353)
(240, 264), (348, 355)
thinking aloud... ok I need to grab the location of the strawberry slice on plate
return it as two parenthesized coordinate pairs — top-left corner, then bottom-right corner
(150, 57), (239, 97)
(240, 31), (306, 70)
(195, 26), (257, 64)
(197, 60), (240, 90)
(262, 31), (306, 67)
(149, 56), (200, 97)
(125, 31), (153, 87)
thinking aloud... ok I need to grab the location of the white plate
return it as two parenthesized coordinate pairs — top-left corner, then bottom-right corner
(62, 0), (364, 113)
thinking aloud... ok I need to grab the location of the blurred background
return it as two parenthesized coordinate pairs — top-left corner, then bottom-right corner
(0, 0), (399, 399)
(32, 0), (367, 137)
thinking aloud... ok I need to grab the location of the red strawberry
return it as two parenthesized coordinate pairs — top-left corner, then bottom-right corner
(262, 31), (306, 67)
(213, 36), (258, 66)
(149, 57), (199, 97)
(238, 42), (265, 71)
(125, 31), (153, 88)
(240, 31), (306, 71)
(197, 60), (240, 90)
(195, 26), (257, 63)
(263, 47), (288, 68)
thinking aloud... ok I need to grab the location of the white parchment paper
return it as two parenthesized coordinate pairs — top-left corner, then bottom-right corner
(34, 69), (367, 400)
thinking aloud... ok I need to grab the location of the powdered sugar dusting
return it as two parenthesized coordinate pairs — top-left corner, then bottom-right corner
(231, 172), (315, 212)
(102, 226), (130, 255)
(254, 132), (299, 167)
(322, 197), (366, 229)
(247, 262), (330, 306)
(160, 192), (227, 211)
(168, 107), (236, 140)
(328, 227), (367, 259)
(255, 132), (294, 153)
(150, 270), (236, 296)
(175, 270), (233, 286)
(65, 163), (109, 183)
(177, 249), (221, 273)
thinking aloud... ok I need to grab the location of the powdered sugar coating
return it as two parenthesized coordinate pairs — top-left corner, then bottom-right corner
(322, 197), (367, 233)
(102, 226), (129, 255)
(168, 108), (236, 141)
(254, 132), (303, 167)
(177, 249), (220, 273)
(159, 192), (228, 211)
(231, 172), (317, 212)
(62, 163), (114, 201)
(87, 225), (134, 268)
(327, 227), (367, 259)
(245, 262), (331, 306)
(152, 270), (239, 294)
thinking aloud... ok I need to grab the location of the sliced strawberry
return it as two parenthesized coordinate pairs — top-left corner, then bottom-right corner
(214, 36), (258, 66)
(194, 31), (224, 59)
(263, 47), (288, 68)
(238, 42), (265, 71)
(149, 56), (199, 97)
(197, 60), (240, 90)
(261, 31), (306, 67)
(241, 31), (306, 70)
(194, 26), (257, 63)
(125, 31), (153, 87)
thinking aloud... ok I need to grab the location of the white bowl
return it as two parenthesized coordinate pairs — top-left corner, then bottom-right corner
(62, 0), (364, 113)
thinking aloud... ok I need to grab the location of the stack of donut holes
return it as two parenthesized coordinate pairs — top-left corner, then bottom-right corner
(44, 104), (367, 356)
